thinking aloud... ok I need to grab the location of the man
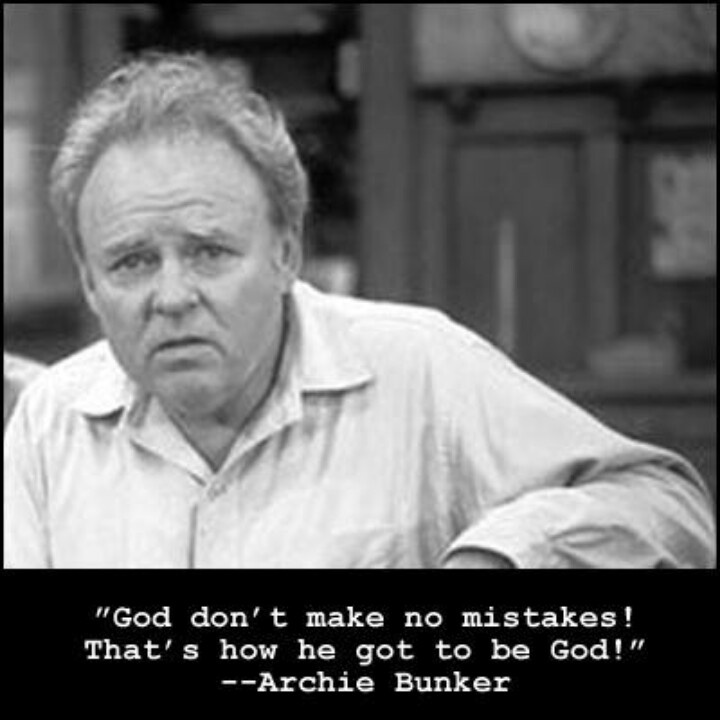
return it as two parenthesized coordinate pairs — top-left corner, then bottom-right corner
(3, 352), (43, 429)
(3, 53), (715, 568)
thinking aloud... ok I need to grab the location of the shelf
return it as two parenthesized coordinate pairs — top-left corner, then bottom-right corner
(545, 372), (717, 403)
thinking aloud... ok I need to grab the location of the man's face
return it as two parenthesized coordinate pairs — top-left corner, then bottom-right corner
(77, 135), (299, 421)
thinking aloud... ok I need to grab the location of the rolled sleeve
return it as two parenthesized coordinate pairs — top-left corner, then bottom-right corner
(444, 467), (715, 569)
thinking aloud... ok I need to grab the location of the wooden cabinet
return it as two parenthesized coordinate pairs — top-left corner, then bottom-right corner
(414, 86), (716, 374)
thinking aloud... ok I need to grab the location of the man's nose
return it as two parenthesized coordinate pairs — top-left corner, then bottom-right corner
(151, 260), (199, 316)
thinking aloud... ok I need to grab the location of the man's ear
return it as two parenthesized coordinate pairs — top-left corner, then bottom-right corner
(275, 232), (302, 291)
(77, 260), (100, 316)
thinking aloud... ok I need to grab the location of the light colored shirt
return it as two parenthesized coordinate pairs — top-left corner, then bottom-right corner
(4, 353), (44, 429)
(3, 282), (715, 568)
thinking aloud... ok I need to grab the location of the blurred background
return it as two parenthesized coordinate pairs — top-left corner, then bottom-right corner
(3, 4), (716, 498)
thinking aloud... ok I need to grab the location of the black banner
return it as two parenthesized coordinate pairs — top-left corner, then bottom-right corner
(3, 570), (716, 709)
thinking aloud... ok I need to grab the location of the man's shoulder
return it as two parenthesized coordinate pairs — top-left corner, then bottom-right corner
(4, 353), (47, 428)
(4, 352), (45, 386)
(18, 340), (122, 414)
(297, 282), (497, 360)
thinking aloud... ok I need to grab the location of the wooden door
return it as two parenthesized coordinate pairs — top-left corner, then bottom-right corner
(449, 140), (583, 372)
(416, 93), (621, 377)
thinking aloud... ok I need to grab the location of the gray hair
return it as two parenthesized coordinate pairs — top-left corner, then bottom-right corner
(50, 51), (309, 259)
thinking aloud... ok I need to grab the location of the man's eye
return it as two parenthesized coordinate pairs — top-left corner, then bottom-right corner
(197, 245), (224, 258)
(111, 251), (158, 275)
(191, 244), (232, 265)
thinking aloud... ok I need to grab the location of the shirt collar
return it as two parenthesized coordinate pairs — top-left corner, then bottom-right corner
(71, 343), (140, 418)
(72, 281), (374, 419)
(288, 280), (374, 394)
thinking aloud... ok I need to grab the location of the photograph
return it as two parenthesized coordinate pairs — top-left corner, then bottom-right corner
(4, 4), (716, 571)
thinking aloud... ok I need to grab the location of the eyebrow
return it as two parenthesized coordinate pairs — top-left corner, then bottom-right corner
(184, 228), (228, 242)
(101, 237), (155, 261)
(184, 228), (250, 249)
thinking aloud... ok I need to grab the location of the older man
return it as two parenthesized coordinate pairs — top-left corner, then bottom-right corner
(3, 53), (715, 569)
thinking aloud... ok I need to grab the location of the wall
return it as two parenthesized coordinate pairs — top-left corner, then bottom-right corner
(416, 4), (716, 86)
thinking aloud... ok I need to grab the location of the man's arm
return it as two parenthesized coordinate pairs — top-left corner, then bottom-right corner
(442, 465), (714, 568)
(437, 338), (715, 569)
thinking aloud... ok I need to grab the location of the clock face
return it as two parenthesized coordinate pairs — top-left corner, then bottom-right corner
(502, 4), (625, 74)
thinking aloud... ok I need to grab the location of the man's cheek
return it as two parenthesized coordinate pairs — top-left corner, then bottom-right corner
(98, 303), (144, 361)
(102, 296), (141, 333)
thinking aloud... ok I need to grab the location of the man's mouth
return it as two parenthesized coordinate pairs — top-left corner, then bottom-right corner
(153, 337), (213, 354)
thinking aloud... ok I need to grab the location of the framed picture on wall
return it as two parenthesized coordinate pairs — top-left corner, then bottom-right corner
(623, 128), (717, 371)
(649, 146), (716, 280)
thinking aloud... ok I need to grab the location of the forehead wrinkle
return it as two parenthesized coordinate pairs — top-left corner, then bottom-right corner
(86, 183), (266, 241)
(80, 138), (275, 250)
(94, 193), (216, 226)
(91, 167), (267, 213)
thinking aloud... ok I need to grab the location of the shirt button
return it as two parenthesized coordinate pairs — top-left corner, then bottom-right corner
(207, 484), (224, 502)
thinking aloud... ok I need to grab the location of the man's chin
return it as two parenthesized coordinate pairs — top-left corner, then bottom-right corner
(152, 376), (222, 419)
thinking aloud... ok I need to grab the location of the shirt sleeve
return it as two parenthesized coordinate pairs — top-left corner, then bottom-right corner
(3, 389), (52, 569)
(438, 338), (716, 569)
